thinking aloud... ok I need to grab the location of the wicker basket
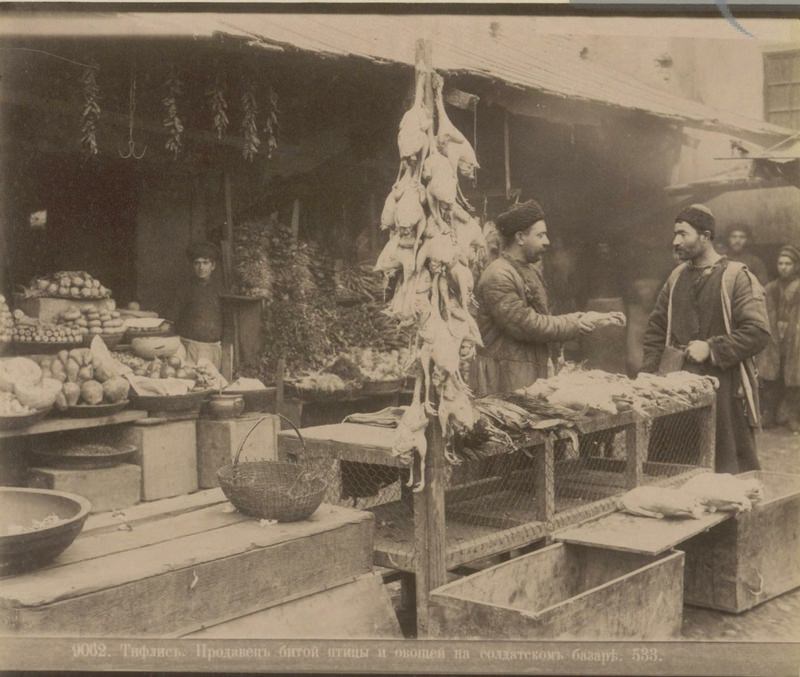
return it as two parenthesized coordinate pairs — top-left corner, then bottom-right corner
(217, 415), (327, 522)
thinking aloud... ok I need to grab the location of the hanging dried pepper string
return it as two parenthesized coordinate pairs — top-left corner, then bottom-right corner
(264, 86), (279, 159)
(162, 66), (184, 159)
(241, 78), (260, 161)
(79, 60), (101, 157)
(207, 69), (229, 141)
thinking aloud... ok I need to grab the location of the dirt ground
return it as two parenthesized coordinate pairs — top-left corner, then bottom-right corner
(681, 426), (800, 641)
(390, 427), (800, 640)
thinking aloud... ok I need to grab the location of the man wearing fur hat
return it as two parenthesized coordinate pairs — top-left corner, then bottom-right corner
(173, 241), (224, 369)
(471, 199), (623, 395)
(757, 244), (800, 431)
(642, 204), (771, 473)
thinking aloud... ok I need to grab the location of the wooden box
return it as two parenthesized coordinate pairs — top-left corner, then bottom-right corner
(681, 470), (800, 613)
(429, 543), (684, 640)
(27, 463), (141, 513)
(0, 491), (374, 637)
(121, 419), (198, 501)
(13, 295), (113, 325)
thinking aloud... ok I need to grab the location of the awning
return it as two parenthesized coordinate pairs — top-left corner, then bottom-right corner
(0, 12), (793, 142)
(665, 134), (800, 197)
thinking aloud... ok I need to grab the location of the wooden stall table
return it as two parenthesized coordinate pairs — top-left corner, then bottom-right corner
(0, 489), (380, 637)
(278, 392), (717, 636)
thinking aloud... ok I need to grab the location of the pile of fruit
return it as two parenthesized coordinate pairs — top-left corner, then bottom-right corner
(345, 347), (410, 383)
(0, 357), (62, 412)
(0, 295), (12, 344)
(111, 352), (219, 390)
(32, 349), (130, 408)
(60, 305), (125, 339)
(0, 390), (34, 415)
(26, 271), (111, 299)
(12, 311), (83, 345)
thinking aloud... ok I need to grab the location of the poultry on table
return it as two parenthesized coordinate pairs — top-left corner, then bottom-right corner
(620, 486), (705, 519)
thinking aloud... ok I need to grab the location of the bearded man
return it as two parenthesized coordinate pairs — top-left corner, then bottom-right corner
(642, 204), (770, 473)
(471, 199), (623, 395)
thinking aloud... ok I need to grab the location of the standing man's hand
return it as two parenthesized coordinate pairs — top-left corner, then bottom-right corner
(685, 340), (711, 363)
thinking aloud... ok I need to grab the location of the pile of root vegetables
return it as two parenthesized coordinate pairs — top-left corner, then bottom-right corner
(380, 68), (487, 491)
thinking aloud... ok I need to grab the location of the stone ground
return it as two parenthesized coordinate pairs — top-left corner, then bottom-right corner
(389, 427), (800, 639)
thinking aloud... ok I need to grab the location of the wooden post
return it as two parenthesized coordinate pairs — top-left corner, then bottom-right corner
(221, 171), (235, 380)
(414, 416), (447, 637)
(534, 437), (555, 524)
(697, 397), (716, 469)
(625, 418), (650, 489)
(410, 37), (446, 639)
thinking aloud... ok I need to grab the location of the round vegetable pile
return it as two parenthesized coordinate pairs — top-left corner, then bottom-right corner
(27, 271), (111, 299)
(60, 305), (124, 339)
(32, 349), (130, 408)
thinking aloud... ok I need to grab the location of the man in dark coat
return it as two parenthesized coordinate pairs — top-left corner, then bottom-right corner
(642, 204), (770, 473)
(471, 200), (623, 395)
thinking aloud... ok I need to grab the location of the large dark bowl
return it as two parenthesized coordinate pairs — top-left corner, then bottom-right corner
(64, 400), (129, 419)
(0, 488), (91, 577)
(31, 442), (137, 470)
(129, 389), (213, 414)
(0, 407), (51, 431)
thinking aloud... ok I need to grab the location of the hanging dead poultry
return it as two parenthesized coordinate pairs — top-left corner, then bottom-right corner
(376, 66), (487, 491)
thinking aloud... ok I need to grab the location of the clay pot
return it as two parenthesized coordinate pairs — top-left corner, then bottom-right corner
(205, 394), (245, 419)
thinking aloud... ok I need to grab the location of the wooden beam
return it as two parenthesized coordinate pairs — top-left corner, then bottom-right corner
(625, 418), (651, 489)
(0, 89), (244, 151)
(697, 400), (716, 470)
(534, 437), (555, 523)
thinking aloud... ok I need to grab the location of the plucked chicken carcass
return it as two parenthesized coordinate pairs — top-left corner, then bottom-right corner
(621, 486), (704, 519)
(397, 72), (432, 163)
(392, 384), (430, 491)
(432, 74), (479, 182)
(680, 473), (760, 513)
(380, 189), (397, 230)
(547, 384), (618, 415)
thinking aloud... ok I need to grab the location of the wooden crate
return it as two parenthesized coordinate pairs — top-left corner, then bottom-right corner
(186, 572), (402, 639)
(680, 470), (800, 613)
(0, 490), (374, 636)
(429, 543), (684, 640)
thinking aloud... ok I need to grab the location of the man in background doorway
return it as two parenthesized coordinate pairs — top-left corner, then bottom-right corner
(724, 223), (768, 286)
(173, 241), (224, 370)
(758, 244), (800, 432)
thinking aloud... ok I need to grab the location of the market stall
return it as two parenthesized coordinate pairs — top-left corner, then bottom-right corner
(279, 369), (718, 634)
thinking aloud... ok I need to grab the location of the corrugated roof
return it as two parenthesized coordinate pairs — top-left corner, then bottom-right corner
(1, 12), (792, 140)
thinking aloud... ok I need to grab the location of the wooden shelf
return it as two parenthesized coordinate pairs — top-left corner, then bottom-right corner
(0, 410), (149, 440)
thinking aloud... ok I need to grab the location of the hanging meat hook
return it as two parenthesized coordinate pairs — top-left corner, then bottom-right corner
(119, 70), (147, 159)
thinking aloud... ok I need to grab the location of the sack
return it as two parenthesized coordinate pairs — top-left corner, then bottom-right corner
(658, 344), (686, 375)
